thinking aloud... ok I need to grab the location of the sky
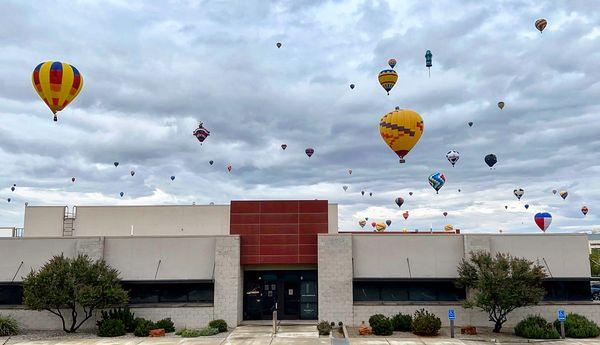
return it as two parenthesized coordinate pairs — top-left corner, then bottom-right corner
(0, 0), (599, 233)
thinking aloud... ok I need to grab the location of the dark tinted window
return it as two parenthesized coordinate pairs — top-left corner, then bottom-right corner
(543, 281), (591, 301)
(121, 281), (213, 304)
(0, 284), (23, 305)
(353, 280), (465, 302)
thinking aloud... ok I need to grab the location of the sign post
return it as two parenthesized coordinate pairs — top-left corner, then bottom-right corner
(448, 309), (456, 338)
(558, 310), (566, 339)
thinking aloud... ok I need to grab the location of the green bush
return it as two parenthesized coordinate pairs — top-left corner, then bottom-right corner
(97, 319), (126, 337)
(390, 313), (412, 332)
(177, 328), (202, 337)
(317, 320), (332, 335)
(155, 318), (175, 333)
(199, 327), (220, 336)
(411, 309), (441, 336)
(208, 319), (228, 333)
(368, 314), (393, 336)
(133, 318), (156, 337)
(515, 315), (559, 339)
(98, 308), (136, 332)
(0, 315), (20, 336)
(554, 313), (600, 338)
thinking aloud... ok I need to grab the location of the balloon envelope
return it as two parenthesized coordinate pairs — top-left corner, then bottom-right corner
(559, 191), (568, 200)
(375, 223), (386, 232)
(276, 42), (282, 48)
(380, 107), (424, 163)
(514, 188), (524, 200)
(468, 121), (473, 127)
(227, 165), (232, 172)
(395, 197), (404, 208)
(582, 206), (588, 215)
(534, 212), (552, 232)
(388, 58), (396, 69)
(305, 148), (314, 158)
(209, 160), (214, 165)
(193, 122), (210, 144)
(32, 61), (83, 120)
(281, 144), (287, 150)
(378, 69), (398, 95)
(130, 170), (135, 176)
(119, 192), (124, 197)
(343, 185), (348, 191)
(386, 220), (392, 226)
(497, 101), (505, 109)
(484, 154), (497, 168)
(170, 176), (175, 181)
(402, 211), (409, 220)
(114, 162), (119, 167)
(524, 204), (530, 209)
(350, 84), (355, 89)
(443, 212), (448, 217)
(71, 177), (76, 182)
(359, 220), (366, 228)
(446, 150), (460, 166)
(428, 172), (446, 193)
(535, 19), (547, 32)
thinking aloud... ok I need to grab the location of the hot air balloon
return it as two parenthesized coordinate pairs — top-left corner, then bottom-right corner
(305, 148), (314, 158)
(10, 186), (15, 192)
(582, 206), (588, 216)
(369, 192), (373, 197)
(428, 172), (446, 194)
(552, 189), (557, 195)
(71, 177), (76, 182)
(348, 169), (352, 175)
(559, 191), (568, 200)
(359, 220), (366, 228)
(524, 204), (529, 209)
(443, 211), (448, 217)
(409, 192), (413, 196)
(281, 144), (287, 150)
(170, 176), (175, 181)
(119, 192), (124, 197)
(386, 220), (392, 226)
(497, 102), (505, 110)
(227, 165), (232, 172)
(534, 212), (552, 232)
(514, 188), (524, 200)
(130, 170), (135, 176)
(535, 19), (547, 33)
(276, 42), (282, 48)
(343, 185), (348, 192)
(395, 197), (404, 208)
(365, 217), (369, 221)
(114, 162), (119, 167)
(25, 202), (29, 207)
(32, 61), (83, 122)
(388, 58), (397, 69)
(378, 69), (398, 95)
(350, 84), (355, 89)
(193, 122), (210, 144)
(505, 205), (508, 210)
(7, 198), (11, 203)
(380, 107), (424, 163)
(425, 50), (432, 77)
(468, 121), (473, 127)
(458, 189), (461, 192)
(375, 223), (386, 232)
(403, 211), (409, 220)
(446, 150), (460, 167)
(361, 191), (365, 196)
(371, 222), (376, 228)
(484, 154), (497, 169)
(209, 160), (214, 165)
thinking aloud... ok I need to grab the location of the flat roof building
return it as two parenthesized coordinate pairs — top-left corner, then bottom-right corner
(0, 200), (595, 330)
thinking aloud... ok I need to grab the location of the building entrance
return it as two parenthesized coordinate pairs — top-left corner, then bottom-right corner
(243, 270), (317, 320)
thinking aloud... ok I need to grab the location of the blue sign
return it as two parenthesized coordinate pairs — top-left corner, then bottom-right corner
(448, 309), (456, 320)
(558, 310), (566, 322)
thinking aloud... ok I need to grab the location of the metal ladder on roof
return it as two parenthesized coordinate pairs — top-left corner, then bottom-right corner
(63, 206), (76, 237)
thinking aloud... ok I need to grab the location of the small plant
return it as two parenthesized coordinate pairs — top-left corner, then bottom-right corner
(208, 319), (228, 333)
(391, 313), (412, 332)
(554, 313), (600, 338)
(177, 328), (202, 337)
(98, 308), (136, 332)
(155, 318), (175, 333)
(515, 315), (559, 339)
(199, 327), (220, 336)
(411, 309), (441, 336)
(0, 315), (20, 336)
(97, 319), (126, 337)
(133, 318), (156, 337)
(368, 314), (393, 336)
(317, 320), (332, 335)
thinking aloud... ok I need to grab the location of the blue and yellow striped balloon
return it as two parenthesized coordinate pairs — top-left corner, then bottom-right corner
(32, 61), (83, 121)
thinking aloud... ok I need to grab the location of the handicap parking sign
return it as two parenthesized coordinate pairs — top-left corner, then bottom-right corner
(558, 310), (566, 321)
(448, 309), (456, 320)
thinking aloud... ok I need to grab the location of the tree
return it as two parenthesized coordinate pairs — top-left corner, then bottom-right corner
(591, 249), (600, 277)
(456, 251), (547, 333)
(23, 254), (128, 333)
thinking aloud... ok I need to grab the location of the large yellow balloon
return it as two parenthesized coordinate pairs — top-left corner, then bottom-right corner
(32, 61), (83, 121)
(379, 107), (424, 163)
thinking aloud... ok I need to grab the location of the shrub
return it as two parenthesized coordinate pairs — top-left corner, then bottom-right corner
(368, 314), (393, 336)
(98, 308), (136, 333)
(177, 328), (202, 337)
(390, 313), (412, 332)
(155, 318), (175, 333)
(208, 319), (228, 333)
(317, 320), (332, 335)
(199, 327), (220, 336)
(515, 315), (559, 339)
(0, 315), (20, 336)
(554, 313), (600, 338)
(97, 319), (126, 337)
(133, 318), (156, 337)
(411, 309), (441, 336)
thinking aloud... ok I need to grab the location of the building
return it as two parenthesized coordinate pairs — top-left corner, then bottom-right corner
(0, 200), (596, 330)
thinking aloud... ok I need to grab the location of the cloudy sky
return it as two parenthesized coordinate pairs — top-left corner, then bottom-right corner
(0, 0), (599, 233)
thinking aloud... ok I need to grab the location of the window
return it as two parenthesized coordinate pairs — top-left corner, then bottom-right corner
(543, 280), (591, 301)
(353, 280), (465, 302)
(0, 283), (23, 305)
(121, 281), (213, 304)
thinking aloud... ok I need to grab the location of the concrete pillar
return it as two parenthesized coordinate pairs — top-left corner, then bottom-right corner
(318, 234), (353, 325)
(75, 237), (104, 261)
(213, 236), (242, 327)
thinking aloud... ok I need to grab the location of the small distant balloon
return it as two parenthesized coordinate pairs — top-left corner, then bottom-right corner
(458, 189), (461, 192)
(559, 191), (568, 200)
(119, 192), (124, 197)
(343, 185), (348, 192)
(524, 204), (530, 209)
(371, 222), (376, 228)
(170, 175), (175, 181)
(71, 177), (76, 182)
(281, 144), (287, 150)
(446, 150), (460, 167)
(369, 192), (373, 197)
(409, 192), (413, 196)
(130, 170), (135, 176)
(350, 84), (355, 89)
(209, 160), (214, 165)
(497, 101), (505, 110)
(25, 202), (29, 207)
(378, 69), (398, 95)
(365, 217), (369, 221)
(425, 50), (432, 77)
(505, 205), (508, 210)
(193, 122), (210, 144)
(114, 162), (119, 167)
(468, 121), (473, 127)
(386, 220), (392, 226)
(359, 220), (366, 228)
(484, 154), (497, 169)
(552, 189), (557, 195)
(348, 169), (352, 175)
(514, 188), (524, 200)
(535, 18), (547, 33)
(10, 186), (15, 192)
(388, 58), (396, 69)
(443, 211), (448, 217)
(7, 198), (11, 203)
(582, 206), (589, 216)
(276, 42), (282, 48)
(395, 197), (404, 208)
(227, 165), (232, 172)
(403, 211), (409, 220)
(305, 148), (314, 158)
(375, 223), (386, 232)
(361, 191), (365, 196)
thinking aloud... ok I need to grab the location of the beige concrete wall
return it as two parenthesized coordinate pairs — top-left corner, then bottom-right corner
(213, 236), (242, 327)
(328, 204), (338, 233)
(465, 234), (591, 278)
(352, 234), (464, 278)
(23, 206), (64, 237)
(74, 205), (230, 237)
(103, 237), (216, 280)
(318, 234), (354, 325)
